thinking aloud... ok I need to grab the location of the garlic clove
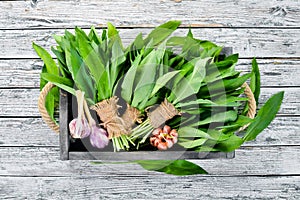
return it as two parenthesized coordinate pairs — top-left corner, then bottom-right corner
(89, 125), (109, 149)
(163, 125), (171, 133)
(69, 118), (91, 139)
(152, 128), (161, 136)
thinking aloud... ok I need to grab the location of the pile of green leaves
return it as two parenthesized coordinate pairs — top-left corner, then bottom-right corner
(34, 21), (284, 176)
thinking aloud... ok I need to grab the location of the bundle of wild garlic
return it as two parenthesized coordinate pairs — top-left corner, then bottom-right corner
(34, 21), (283, 175)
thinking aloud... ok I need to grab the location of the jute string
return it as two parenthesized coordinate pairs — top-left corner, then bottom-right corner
(90, 96), (127, 139)
(147, 98), (181, 128)
(239, 82), (257, 131)
(38, 82), (60, 133)
(121, 104), (141, 133)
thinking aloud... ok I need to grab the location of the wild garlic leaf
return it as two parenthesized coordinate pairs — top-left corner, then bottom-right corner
(178, 138), (207, 149)
(121, 54), (142, 103)
(76, 27), (105, 83)
(150, 71), (180, 97)
(136, 160), (208, 175)
(243, 91), (284, 141)
(32, 43), (58, 76)
(213, 134), (244, 152)
(178, 127), (213, 139)
(144, 20), (181, 46)
(191, 110), (238, 127)
(250, 58), (261, 105)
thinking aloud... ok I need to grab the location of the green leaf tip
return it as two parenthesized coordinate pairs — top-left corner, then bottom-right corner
(136, 160), (208, 176)
(243, 91), (284, 141)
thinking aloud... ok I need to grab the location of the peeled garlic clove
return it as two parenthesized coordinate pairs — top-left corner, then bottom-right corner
(170, 129), (178, 138)
(89, 125), (109, 149)
(150, 137), (157, 146)
(171, 137), (178, 144)
(157, 143), (168, 151)
(163, 125), (171, 133)
(152, 128), (161, 136)
(69, 118), (91, 139)
(170, 129), (178, 144)
(165, 138), (174, 148)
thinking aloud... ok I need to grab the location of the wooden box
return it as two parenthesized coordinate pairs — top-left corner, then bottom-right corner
(59, 48), (235, 161)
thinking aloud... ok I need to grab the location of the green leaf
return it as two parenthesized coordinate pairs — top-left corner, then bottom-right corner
(144, 20), (181, 46)
(199, 73), (251, 96)
(170, 57), (212, 104)
(220, 115), (254, 133)
(130, 33), (144, 51)
(186, 57), (211, 93)
(65, 48), (95, 100)
(131, 50), (158, 107)
(41, 73), (73, 87)
(107, 22), (119, 39)
(41, 73), (80, 102)
(178, 127), (213, 139)
(136, 160), (208, 175)
(132, 83), (155, 110)
(177, 99), (217, 108)
(110, 40), (126, 85)
(121, 54), (142, 103)
(250, 58), (260, 105)
(44, 89), (57, 124)
(150, 71), (180, 97)
(192, 110), (238, 126)
(88, 26), (101, 45)
(187, 28), (193, 38)
(178, 138), (207, 149)
(97, 70), (110, 101)
(75, 27), (105, 83)
(32, 43), (58, 76)
(214, 134), (244, 152)
(243, 91), (284, 141)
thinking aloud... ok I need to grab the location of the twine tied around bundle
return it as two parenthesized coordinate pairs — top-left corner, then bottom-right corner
(147, 98), (181, 128)
(90, 96), (127, 139)
(121, 104), (142, 133)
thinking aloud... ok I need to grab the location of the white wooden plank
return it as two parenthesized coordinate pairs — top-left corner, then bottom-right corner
(1, 59), (299, 88)
(258, 87), (299, 115)
(0, 146), (299, 176)
(1, 28), (300, 58)
(236, 59), (300, 87)
(1, 0), (300, 28)
(245, 117), (300, 146)
(0, 87), (297, 116)
(0, 176), (299, 199)
(0, 117), (298, 147)
(0, 118), (57, 146)
(0, 59), (41, 88)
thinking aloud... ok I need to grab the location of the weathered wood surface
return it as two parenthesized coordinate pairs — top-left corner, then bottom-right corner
(0, 176), (299, 200)
(0, 0), (299, 198)
(0, 87), (297, 117)
(1, 0), (300, 29)
(1, 117), (299, 147)
(1, 28), (300, 58)
(0, 146), (299, 176)
(1, 59), (300, 88)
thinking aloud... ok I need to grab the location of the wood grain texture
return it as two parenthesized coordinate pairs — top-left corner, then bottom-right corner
(0, 146), (299, 176)
(0, 87), (297, 117)
(1, 28), (300, 58)
(0, 117), (298, 147)
(1, 59), (299, 88)
(0, 176), (299, 199)
(0, 0), (299, 198)
(1, 0), (300, 29)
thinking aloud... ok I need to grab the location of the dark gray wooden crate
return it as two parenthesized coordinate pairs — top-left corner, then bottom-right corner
(59, 47), (235, 161)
